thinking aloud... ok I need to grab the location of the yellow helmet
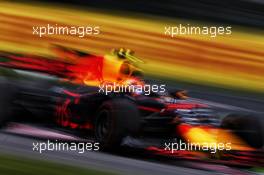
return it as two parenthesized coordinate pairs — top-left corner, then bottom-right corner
(111, 48), (144, 63)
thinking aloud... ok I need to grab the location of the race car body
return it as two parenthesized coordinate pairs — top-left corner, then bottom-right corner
(0, 46), (263, 166)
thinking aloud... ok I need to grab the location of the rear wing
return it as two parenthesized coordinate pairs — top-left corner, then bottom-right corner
(0, 51), (72, 78)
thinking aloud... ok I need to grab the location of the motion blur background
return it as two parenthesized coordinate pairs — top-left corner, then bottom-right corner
(1, 0), (264, 93)
(0, 0), (264, 174)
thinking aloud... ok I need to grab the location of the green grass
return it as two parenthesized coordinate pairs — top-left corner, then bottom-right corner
(251, 167), (264, 173)
(0, 154), (116, 175)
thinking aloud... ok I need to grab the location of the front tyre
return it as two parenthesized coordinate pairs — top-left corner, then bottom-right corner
(221, 114), (263, 149)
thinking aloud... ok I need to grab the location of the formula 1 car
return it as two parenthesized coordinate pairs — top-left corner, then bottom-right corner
(0, 46), (263, 166)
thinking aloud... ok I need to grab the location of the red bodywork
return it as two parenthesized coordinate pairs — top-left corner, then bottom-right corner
(0, 51), (104, 84)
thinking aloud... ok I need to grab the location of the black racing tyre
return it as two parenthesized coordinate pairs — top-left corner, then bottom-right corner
(94, 98), (141, 150)
(221, 114), (263, 149)
(0, 78), (15, 127)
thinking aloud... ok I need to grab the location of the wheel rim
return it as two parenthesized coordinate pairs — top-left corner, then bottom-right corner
(96, 110), (111, 141)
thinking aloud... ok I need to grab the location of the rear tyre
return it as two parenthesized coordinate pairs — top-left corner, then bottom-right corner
(221, 114), (263, 149)
(95, 98), (141, 150)
(0, 78), (15, 128)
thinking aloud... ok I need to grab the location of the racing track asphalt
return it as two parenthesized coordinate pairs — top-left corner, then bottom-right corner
(0, 132), (220, 175)
(0, 129), (255, 175)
